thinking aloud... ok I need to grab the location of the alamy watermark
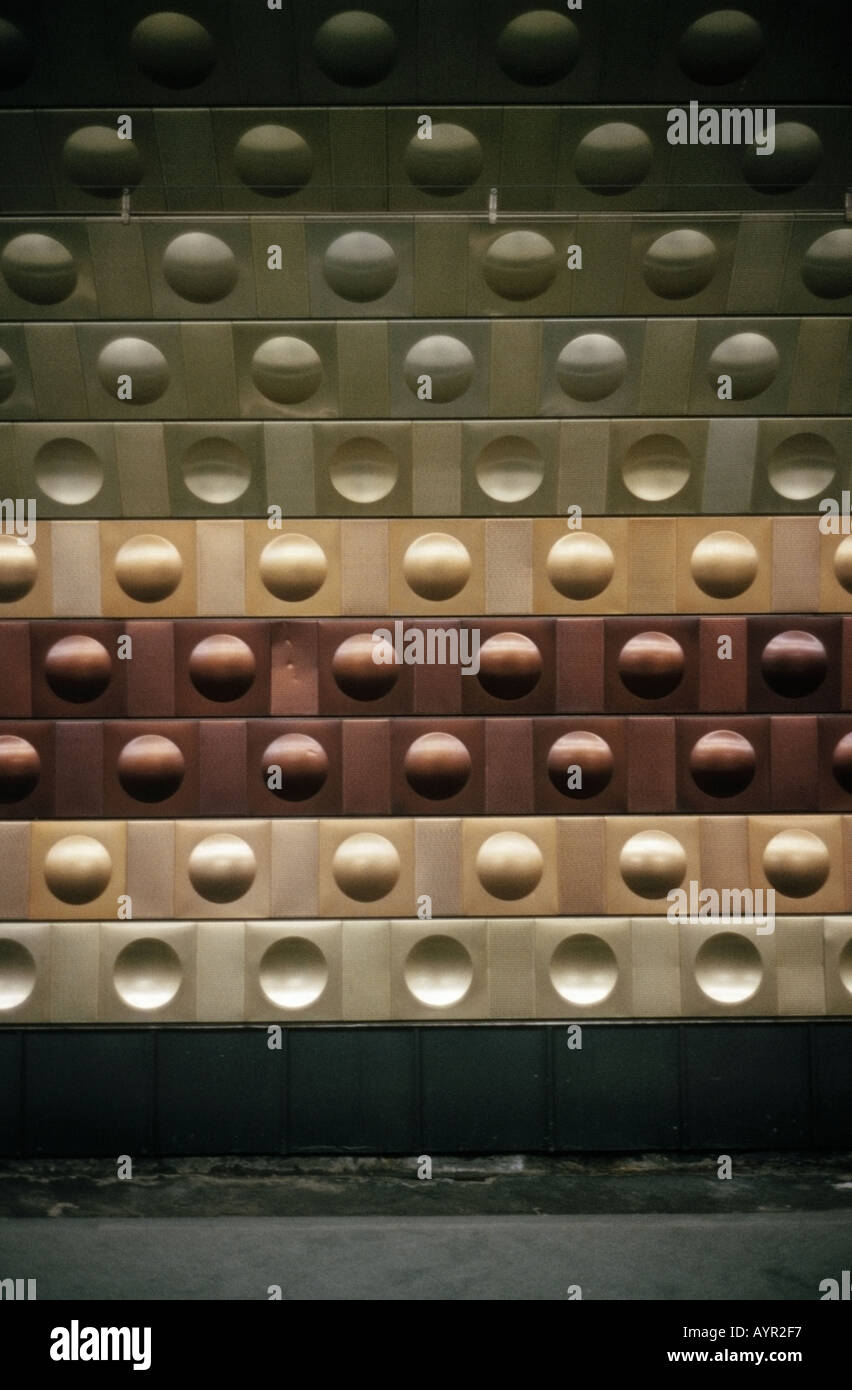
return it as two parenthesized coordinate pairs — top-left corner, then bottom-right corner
(667, 881), (776, 935)
(371, 621), (481, 676)
(667, 102), (776, 156)
(0, 497), (36, 545)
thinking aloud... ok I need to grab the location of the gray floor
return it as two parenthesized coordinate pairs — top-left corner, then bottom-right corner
(3, 1156), (851, 1300)
(0, 1212), (849, 1300)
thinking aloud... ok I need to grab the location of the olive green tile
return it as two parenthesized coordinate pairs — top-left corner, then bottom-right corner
(337, 321), (390, 418)
(414, 222), (469, 316)
(154, 110), (221, 213)
(181, 324), (240, 419)
(638, 319), (697, 414)
(251, 220), (309, 317)
(86, 220), (152, 319)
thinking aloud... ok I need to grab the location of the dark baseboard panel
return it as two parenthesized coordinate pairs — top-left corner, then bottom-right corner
(1, 1021), (851, 1158)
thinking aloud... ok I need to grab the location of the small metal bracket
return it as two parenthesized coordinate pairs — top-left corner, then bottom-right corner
(120, 187), (131, 225)
(488, 186), (498, 225)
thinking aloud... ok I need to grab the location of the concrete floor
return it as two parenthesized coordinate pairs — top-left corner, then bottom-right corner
(2, 1211), (850, 1299)
(2, 1155), (850, 1300)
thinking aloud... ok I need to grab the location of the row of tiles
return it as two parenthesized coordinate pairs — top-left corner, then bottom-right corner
(1, 617), (849, 718)
(1, 219), (850, 321)
(0, 3), (843, 105)
(1, 107), (847, 215)
(2, 517), (852, 618)
(4, 714), (852, 818)
(2, 319), (850, 421)
(1, 916), (850, 1022)
(3, 814), (852, 919)
(2, 419), (847, 520)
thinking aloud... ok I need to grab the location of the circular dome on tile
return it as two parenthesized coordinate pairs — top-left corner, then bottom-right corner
(767, 433), (836, 501)
(403, 533), (471, 600)
(188, 832), (256, 903)
(332, 632), (398, 700)
(574, 122), (653, 194)
(234, 124), (314, 196)
(477, 632), (542, 700)
(677, 9), (765, 84)
(556, 333), (627, 402)
(260, 937), (328, 1009)
(0, 19), (33, 89)
(476, 831), (543, 900)
(833, 538), (852, 595)
(323, 231), (398, 302)
(620, 829), (687, 899)
(474, 435), (544, 503)
(34, 438), (104, 506)
(162, 232), (237, 303)
(262, 733), (328, 801)
(332, 831), (400, 901)
(0, 734), (40, 802)
(642, 229), (719, 299)
(45, 635), (112, 703)
(130, 11), (216, 88)
(114, 938), (182, 1009)
(547, 731), (614, 799)
(0, 348), (14, 403)
(405, 935), (473, 1007)
(180, 437), (251, 505)
(404, 122), (484, 196)
(496, 9), (580, 84)
(189, 634), (256, 702)
(328, 436), (398, 504)
(44, 834), (112, 904)
(838, 938), (852, 995)
(802, 229), (852, 299)
(707, 332), (779, 399)
(0, 536), (37, 602)
(0, 939), (35, 1009)
(63, 125), (143, 197)
(482, 230), (559, 300)
(621, 434), (691, 502)
(690, 530), (758, 598)
(260, 534), (327, 601)
(313, 10), (398, 86)
(97, 337), (169, 404)
(404, 335), (475, 403)
(830, 732), (852, 793)
(251, 335), (322, 405)
(618, 631), (684, 699)
(550, 934), (618, 1005)
(117, 735), (185, 803)
(763, 828), (830, 898)
(404, 732), (471, 800)
(761, 630), (827, 698)
(114, 534), (182, 603)
(1, 233), (77, 305)
(547, 532), (615, 600)
(689, 730), (756, 798)
(743, 122), (823, 194)
(695, 933), (762, 1005)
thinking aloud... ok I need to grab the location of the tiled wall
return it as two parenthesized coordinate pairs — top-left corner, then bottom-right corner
(0, 1), (850, 1153)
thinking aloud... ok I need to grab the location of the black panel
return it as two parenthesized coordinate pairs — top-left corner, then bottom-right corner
(553, 1024), (681, 1151)
(682, 1023), (810, 1150)
(812, 1023), (852, 1148)
(0, 1029), (22, 1156)
(288, 1027), (417, 1154)
(421, 1027), (548, 1153)
(157, 1028), (283, 1156)
(23, 1030), (155, 1157)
